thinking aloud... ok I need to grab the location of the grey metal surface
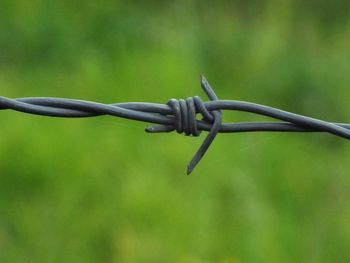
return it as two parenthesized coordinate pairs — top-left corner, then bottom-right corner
(1, 76), (349, 174)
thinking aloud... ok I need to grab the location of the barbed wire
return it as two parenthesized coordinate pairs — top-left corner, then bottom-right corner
(1, 75), (349, 175)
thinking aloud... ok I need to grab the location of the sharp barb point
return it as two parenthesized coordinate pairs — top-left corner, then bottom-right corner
(187, 164), (194, 175)
(145, 126), (153, 132)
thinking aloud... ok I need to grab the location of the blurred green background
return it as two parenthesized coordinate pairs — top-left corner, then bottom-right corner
(1, 0), (350, 262)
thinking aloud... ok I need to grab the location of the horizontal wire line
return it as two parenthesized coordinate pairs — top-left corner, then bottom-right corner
(1, 97), (348, 133)
(1, 76), (348, 174)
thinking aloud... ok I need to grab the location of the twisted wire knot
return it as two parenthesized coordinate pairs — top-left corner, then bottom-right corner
(147, 76), (222, 174)
(167, 96), (216, 137)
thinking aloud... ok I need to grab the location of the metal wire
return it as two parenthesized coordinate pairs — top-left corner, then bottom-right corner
(1, 75), (349, 174)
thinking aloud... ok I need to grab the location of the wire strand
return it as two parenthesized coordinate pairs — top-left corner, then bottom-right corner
(0, 75), (349, 174)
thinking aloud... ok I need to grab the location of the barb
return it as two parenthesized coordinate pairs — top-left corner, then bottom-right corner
(0, 75), (349, 174)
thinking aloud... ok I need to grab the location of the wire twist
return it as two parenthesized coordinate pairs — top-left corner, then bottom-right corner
(0, 75), (349, 174)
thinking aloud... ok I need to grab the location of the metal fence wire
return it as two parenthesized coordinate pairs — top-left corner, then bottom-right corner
(1, 76), (349, 174)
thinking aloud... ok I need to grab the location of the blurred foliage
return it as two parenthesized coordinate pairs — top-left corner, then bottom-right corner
(1, 0), (350, 262)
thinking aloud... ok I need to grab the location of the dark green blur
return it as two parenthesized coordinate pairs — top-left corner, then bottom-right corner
(1, 1), (350, 262)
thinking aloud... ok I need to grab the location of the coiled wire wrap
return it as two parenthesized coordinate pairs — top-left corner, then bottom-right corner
(0, 75), (349, 174)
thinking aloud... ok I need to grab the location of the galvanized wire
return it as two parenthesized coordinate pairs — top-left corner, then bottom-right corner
(1, 76), (349, 174)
